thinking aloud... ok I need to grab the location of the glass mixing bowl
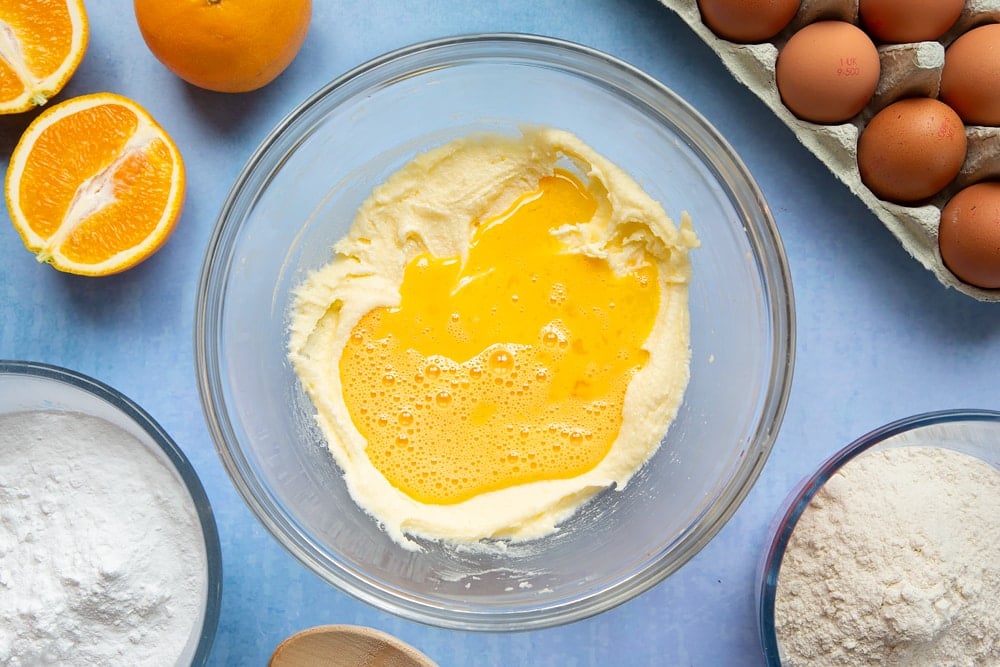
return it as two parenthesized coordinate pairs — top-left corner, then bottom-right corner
(196, 33), (794, 630)
(0, 360), (222, 665)
(757, 410), (1000, 664)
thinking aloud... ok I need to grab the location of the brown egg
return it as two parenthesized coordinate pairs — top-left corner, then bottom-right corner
(857, 98), (967, 204)
(939, 182), (1000, 289)
(858, 0), (964, 44)
(698, 0), (801, 43)
(940, 24), (1000, 127)
(776, 21), (880, 124)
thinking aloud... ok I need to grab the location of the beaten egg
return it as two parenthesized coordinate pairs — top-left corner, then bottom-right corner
(341, 170), (657, 504)
(288, 128), (698, 545)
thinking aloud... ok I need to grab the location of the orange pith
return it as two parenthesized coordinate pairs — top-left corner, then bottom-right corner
(5, 92), (185, 276)
(132, 0), (312, 93)
(340, 171), (660, 505)
(0, 0), (88, 114)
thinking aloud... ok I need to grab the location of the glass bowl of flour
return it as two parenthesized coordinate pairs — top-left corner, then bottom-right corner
(757, 409), (1000, 666)
(0, 360), (222, 665)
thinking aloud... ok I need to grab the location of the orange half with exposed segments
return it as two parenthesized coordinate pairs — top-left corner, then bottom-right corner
(5, 92), (186, 276)
(0, 0), (89, 114)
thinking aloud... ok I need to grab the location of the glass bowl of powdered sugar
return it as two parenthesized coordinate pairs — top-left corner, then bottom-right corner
(757, 409), (1000, 667)
(0, 360), (222, 665)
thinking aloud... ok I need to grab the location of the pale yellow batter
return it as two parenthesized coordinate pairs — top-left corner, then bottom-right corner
(288, 127), (698, 548)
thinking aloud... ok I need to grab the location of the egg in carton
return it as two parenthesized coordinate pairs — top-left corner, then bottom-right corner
(659, 0), (1000, 302)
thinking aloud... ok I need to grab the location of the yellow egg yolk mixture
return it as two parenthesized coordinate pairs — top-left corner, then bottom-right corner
(339, 170), (659, 504)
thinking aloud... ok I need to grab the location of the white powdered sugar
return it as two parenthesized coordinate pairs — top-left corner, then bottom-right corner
(775, 446), (1000, 666)
(0, 410), (208, 666)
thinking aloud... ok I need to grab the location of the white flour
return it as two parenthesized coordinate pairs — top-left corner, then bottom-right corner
(0, 410), (208, 666)
(774, 446), (1000, 666)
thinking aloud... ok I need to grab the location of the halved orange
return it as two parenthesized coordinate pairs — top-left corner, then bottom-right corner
(0, 0), (89, 114)
(5, 92), (186, 276)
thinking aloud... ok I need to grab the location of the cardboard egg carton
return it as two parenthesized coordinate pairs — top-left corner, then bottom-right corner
(659, 0), (1000, 302)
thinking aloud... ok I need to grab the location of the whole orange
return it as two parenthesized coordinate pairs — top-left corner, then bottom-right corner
(133, 0), (311, 93)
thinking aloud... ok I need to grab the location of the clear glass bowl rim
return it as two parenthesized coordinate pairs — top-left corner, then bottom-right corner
(756, 408), (1000, 664)
(196, 32), (795, 630)
(0, 359), (223, 665)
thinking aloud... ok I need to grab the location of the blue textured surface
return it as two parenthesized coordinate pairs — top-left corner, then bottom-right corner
(1, 2), (997, 665)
